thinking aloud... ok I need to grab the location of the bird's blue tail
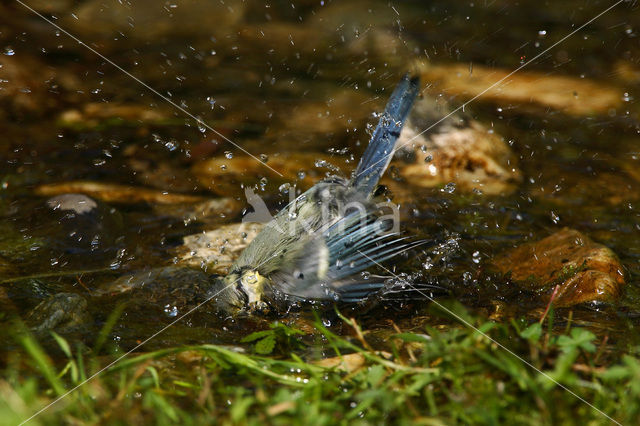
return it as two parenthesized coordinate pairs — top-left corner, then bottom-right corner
(351, 73), (420, 195)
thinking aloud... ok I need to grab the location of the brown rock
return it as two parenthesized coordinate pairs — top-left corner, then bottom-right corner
(394, 95), (522, 195)
(35, 181), (205, 205)
(398, 120), (521, 195)
(491, 228), (625, 307)
(65, 0), (244, 41)
(176, 222), (264, 274)
(58, 102), (170, 129)
(416, 62), (623, 116)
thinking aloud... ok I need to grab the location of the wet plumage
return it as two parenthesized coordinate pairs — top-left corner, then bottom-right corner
(210, 74), (423, 315)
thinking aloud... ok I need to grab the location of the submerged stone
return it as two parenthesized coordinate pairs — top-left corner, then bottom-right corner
(416, 62), (623, 116)
(65, 0), (244, 42)
(47, 193), (98, 215)
(36, 181), (205, 205)
(176, 223), (263, 274)
(490, 228), (625, 307)
(100, 266), (213, 317)
(395, 95), (522, 195)
(26, 293), (90, 333)
(58, 102), (171, 130)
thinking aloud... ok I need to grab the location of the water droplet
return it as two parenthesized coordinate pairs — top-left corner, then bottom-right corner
(224, 151), (233, 159)
(164, 304), (179, 317)
(259, 154), (269, 162)
(279, 183), (291, 193)
(441, 182), (456, 193)
(297, 171), (306, 179)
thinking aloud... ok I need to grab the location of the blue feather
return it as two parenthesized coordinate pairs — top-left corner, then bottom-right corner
(351, 73), (420, 195)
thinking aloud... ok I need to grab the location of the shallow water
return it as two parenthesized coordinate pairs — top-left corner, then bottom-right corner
(1, 0), (639, 356)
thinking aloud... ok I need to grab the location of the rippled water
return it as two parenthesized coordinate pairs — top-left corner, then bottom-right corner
(1, 0), (639, 354)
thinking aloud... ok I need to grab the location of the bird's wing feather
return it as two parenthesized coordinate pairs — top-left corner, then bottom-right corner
(351, 73), (420, 195)
(271, 209), (427, 302)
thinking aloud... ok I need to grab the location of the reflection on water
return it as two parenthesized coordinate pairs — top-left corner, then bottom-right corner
(1, 0), (639, 352)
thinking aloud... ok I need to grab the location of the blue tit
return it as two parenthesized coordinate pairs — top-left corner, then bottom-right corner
(210, 74), (422, 315)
